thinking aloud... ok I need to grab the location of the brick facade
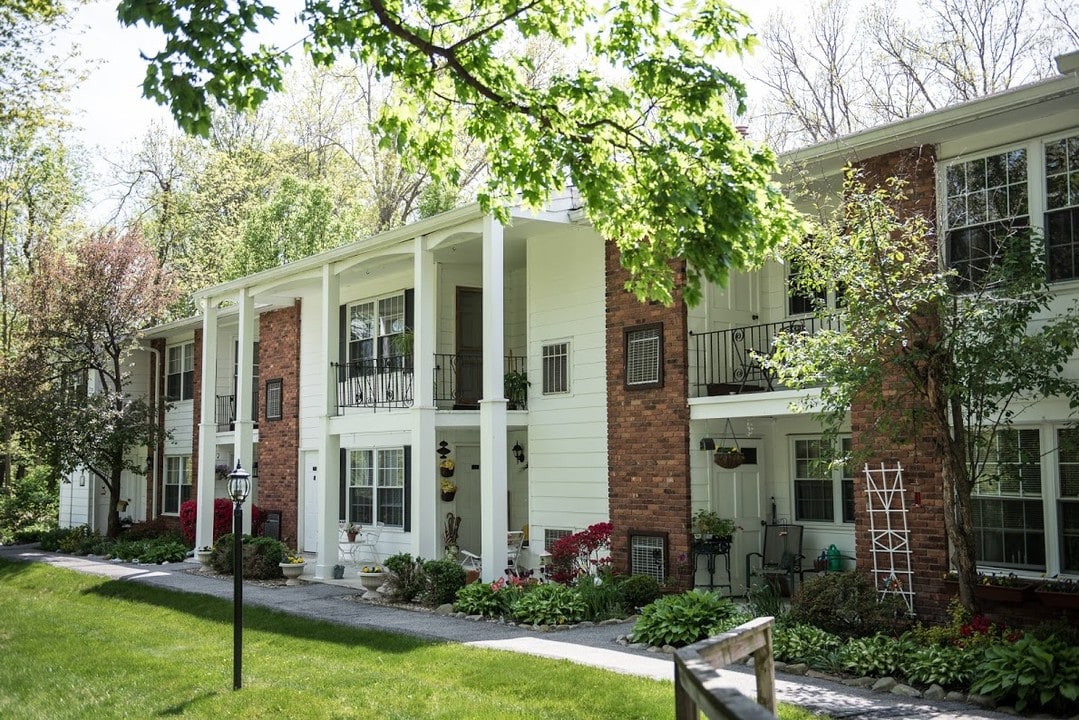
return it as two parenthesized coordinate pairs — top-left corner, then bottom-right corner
(605, 241), (693, 587)
(253, 302), (302, 548)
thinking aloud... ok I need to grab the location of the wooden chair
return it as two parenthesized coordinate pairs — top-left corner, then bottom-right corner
(745, 524), (805, 595)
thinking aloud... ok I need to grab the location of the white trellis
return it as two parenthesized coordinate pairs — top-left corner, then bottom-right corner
(865, 463), (915, 613)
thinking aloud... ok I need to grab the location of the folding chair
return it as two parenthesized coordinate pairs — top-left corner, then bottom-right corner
(459, 549), (482, 571)
(745, 524), (805, 595)
(506, 531), (525, 569)
(353, 523), (382, 563)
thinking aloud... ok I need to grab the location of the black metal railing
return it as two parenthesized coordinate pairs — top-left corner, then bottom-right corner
(334, 355), (414, 410)
(433, 353), (527, 409)
(689, 316), (841, 397)
(215, 391), (259, 430)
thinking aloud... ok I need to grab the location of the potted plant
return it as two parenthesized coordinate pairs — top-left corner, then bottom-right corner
(713, 445), (744, 469)
(691, 509), (737, 540)
(391, 329), (414, 369)
(279, 552), (306, 586)
(944, 571), (1035, 604)
(214, 462), (230, 481)
(346, 524), (361, 542)
(440, 477), (457, 501)
(1035, 576), (1079, 609)
(504, 370), (530, 410)
(358, 564), (386, 592)
(439, 457), (455, 478)
(194, 546), (214, 568)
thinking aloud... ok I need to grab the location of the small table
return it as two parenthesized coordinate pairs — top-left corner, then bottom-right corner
(692, 536), (732, 593)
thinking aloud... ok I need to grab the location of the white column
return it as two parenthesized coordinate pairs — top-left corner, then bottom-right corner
(479, 216), (509, 580)
(234, 289), (256, 532)
(195, 299), (220, 549)
(316, 263), (341, 579)
(411, 236), (438, 559)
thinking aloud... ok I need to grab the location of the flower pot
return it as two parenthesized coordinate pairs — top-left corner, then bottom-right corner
(347, 531), (358, 542)
(195, 550), (214, 568)
(713, 450), (745, 469)
(359, 572), (385, 592)
(279, 562), (305, 586)
(441, 490), (456, 502)
(1035, 586), (1079, 610)
(440, 467), (455, 478)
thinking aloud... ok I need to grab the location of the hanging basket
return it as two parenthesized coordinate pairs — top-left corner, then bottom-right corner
(713, 450), (745, 469)
(440, 490), (456, 502)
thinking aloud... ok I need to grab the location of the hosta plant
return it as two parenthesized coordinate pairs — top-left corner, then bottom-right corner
(971, 635), (1079, 714)
(903, 643), (980, 688)
(629, 590), (739, 648)
(839, 633), (907, 677)
(773, 623), (842, 665)
(511, 583), (585, 626)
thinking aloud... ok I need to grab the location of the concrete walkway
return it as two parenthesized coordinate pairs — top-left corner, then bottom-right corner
(0, 545), (1013, 719)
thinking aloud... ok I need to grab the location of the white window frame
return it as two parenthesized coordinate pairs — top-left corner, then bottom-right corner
(347, 292), (406, 368)
(791, 436), (854, 525)
(166, 342), (194, 401)
(625, 324), (662, 388)
(163, 456), (192, 515)
(346, 447), (406, 529)
(541, 341), (570, 395)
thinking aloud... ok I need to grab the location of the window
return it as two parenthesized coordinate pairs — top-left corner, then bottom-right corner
(542, 342), (569, 394)
(1045, 134), (1079, 282)
(972, 429), (1044, 570)
(163, 456), (192, 514)
(166, 343), (194, 401)
(629, 533), (667, 583)
(1059, 428), (1079, 572)
(625, 324), (662, 388)
(346, 448), (407, 528)
(793, 437), (854, 524)
(265, 379), (283, 421)
(943, 149), (1029, 287)
(347, 293), (407, 370)
(787, 257), (826, 316)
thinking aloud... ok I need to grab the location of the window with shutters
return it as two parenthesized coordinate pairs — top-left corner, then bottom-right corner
(624, 324), (662, 389)
(346, 448), (407, 528)
(166, 342), (194, 401)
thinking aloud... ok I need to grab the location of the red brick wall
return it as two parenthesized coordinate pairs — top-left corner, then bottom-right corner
(254, 302), (302, 548)
(605, 241), (692, 587)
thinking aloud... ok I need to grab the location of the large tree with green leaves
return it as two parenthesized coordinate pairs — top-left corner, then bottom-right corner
(11, 229), (179, 537)
(116, 0), (803, 305)
(770, 171), (1079, 611)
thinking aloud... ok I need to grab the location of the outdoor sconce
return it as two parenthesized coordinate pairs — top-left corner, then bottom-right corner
(512, 442), (525, 464)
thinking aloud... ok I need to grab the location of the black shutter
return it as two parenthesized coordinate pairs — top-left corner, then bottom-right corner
(404, 288), (414, 331)
(338, 305), (347, 364)
(339, 448), (347, 524)
(403, 445), (411, 533)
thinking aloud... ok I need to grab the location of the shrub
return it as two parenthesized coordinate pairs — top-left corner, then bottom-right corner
(511, 583), (585, 626)
(788, 571), (911, 638)
(420, 559), (466, 606)
(383, 553), (426, 602)
(211, 534), (287, 579)
(618, 574), (660, 612)
(745, 581), (785, 620)
(179, 498), (268, 546)
(107, 538), (188, 564)
(574, 573), (625, 621)
(123, 517), (183, 543)
(629, 590), (739, 648)
(454, 581), (505, 616)
(773, 623), (842, 665)
(546, 522), (612, 584)
(839, 633), (907, 677)
(971, 635), (1079, 714)
(39, 525), (95, 553)
(0, 466), (58, 544)
(903, 643), (980, 688)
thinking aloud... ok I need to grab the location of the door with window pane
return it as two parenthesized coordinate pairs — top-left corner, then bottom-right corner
(456, 288), (483, 407)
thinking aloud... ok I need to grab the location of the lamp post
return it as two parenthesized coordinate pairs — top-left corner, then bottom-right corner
(226, 461), (251, 691)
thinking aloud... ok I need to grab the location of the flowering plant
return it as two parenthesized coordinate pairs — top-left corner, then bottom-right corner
(439, 458), (455, 471)
(283, 553), (305, 564)
(346, 524), (362, 535)
(360, 564), (384, 574)
(943, 570), (1030, 587)
(440, 477), (458, 493)
(1039, 576), (1079, 593)
(547, 522), (612, 584)
(196, 546), (212, 553)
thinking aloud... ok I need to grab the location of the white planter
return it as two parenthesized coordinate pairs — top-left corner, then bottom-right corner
(359, 572), (386, 592)
(279, 562), (306, 586)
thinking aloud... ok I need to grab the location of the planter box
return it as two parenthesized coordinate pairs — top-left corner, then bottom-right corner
(944, 579), (1034, 604)
(1035, 586), (1079, 610)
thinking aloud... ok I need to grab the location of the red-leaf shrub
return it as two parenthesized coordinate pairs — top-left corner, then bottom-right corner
(179, 498), (269, 546)
(547, 521), (612, 584)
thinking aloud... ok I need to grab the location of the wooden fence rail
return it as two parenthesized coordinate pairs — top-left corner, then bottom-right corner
(673, 616), (776, 720)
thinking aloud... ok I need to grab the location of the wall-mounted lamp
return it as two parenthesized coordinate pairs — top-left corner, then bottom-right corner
(512, 442), (525, 464)
(252, 461), (259, 479)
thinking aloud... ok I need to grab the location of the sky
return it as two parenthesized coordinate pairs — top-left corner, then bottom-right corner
(61, 0), (780, 219)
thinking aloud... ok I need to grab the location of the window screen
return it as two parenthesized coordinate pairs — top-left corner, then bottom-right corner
(625, 325), (662, 388)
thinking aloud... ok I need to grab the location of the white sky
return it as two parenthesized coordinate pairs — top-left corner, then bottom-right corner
(60, 0), (780, 218)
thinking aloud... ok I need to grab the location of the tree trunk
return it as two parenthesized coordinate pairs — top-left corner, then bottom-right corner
(106, 463), (124, 539)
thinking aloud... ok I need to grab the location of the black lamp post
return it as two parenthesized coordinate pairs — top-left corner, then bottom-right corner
(227, 461), (251, 691)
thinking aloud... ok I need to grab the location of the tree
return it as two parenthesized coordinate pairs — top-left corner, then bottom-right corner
(0, 0), (77, 126)
(116, 0), (804, 305)
(753, 0), (1077, 150)
(769, 171), (1079, 611)
(11, 229), (179, 537)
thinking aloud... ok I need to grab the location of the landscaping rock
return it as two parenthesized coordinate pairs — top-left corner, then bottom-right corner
(871, 677), (897, 692)
(577, 621), (594, 627)
(890, 684), (921, 698)
(806, 670), (839, 681)
(996, 706), (1018, 716)
(923, 684), (945, 701)
(945, 691), (966, 703)
(784, 663), (809, 676)
(968, 694), (996, 708)
(628, 643), (648, 651)
(661, 645), (677, 655)
(773, 661), (787, 673)
(843, 677), (875, 689)
(599, 618), (625, 626)
(434, 603), (454, 615)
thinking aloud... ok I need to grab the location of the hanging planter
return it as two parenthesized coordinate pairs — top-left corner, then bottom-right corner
(712, 418), (745, 469)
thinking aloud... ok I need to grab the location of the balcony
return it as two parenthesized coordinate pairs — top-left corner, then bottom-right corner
(689, 316), (841, 398)
(333, 353), (528, 412)
(215, 392), (259, 431)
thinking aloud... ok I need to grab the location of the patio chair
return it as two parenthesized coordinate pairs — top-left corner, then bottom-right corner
(745, 524), (805, 595)
(506, 531), (525, 569)
(353, 523), (383, 563)
(459, 549), (482, 571)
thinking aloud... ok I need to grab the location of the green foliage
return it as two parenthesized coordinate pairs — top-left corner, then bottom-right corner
(121, 518), (183, 543)
(773, 623), (842, 665)
(745, 580), (785, 620)
(38, 525), (93, 553)
(105, 538), (189, 564)
(117, 0), (804, 305)
(383, 552), (426, 603)
(971, 635), (1079, 714)
(903, 642), (980, 688)
(838, 633), (908, 677)
(453, 580), (507, 616)
(510, 583), (585, 626)
(0, 466), (57, 543)
(574, 574), (625, 621)
(419, 558), (466, 606)
(629, 589), (739, 647)
(617, 573), (661, 612)
(789, 571), (911, 638)
(211, 534), (287, 579)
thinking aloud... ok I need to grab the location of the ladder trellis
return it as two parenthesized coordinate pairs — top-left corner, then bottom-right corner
(865, 463), (915, 614)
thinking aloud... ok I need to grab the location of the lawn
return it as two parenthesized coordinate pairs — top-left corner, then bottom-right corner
(0, 559), (820, 719)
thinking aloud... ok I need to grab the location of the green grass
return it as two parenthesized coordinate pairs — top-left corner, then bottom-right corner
(0, 560), (823, 719)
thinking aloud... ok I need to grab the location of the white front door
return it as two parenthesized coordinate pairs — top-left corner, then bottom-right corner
(303, 451), (319, 552)
(710, 446), (763, 591)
